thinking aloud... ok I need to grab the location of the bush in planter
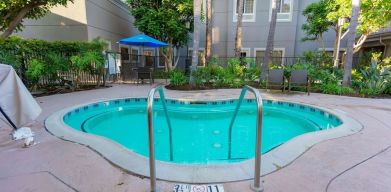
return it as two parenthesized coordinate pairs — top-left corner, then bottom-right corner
(192, 66), (212, 86)
(356, 55), (391, 96)
(317, 83), (354, 95)
(169, 69), (187, 86)
(243, 64), (261, 83)
(227, 58), (244, 77)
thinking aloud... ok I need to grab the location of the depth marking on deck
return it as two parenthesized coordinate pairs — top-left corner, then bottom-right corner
(173, 184), (224, 192)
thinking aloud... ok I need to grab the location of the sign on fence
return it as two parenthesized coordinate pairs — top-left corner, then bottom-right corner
(107, 53), (121, 75)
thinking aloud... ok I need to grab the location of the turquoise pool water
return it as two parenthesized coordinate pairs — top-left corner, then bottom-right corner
(63, 98), (342, 164)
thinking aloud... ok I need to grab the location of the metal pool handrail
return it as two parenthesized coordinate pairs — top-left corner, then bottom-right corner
(147, 85), (173, 192)
(228, 85), (264, 192)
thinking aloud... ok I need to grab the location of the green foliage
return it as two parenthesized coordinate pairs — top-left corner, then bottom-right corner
(302, 0), (391, 53)
(327, 0), (391, 36)
(318, 83), (354, 95)
(302, 0), (335, 41)
(169, 69), (187, 86)
(185, 59), (261, 88)
(0, 51), (19, 70)
(355, 55), (391, 96)
(227, 58), (244, 77)
(244, 65), (261, 82)
(127, 0), (193, 48)
(0, 0), (73, 36)
(207, 57), (218, 66)
(192, 66), (213, 86)
(0, 36), (107, 88)
(26, 59), (44, 84)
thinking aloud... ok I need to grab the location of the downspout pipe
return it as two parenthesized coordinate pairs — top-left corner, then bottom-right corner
(379, 36), (388, 59)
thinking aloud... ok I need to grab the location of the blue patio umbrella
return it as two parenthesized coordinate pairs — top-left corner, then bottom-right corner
(119, 34), (168, 47)
(118, 34), (168, 68)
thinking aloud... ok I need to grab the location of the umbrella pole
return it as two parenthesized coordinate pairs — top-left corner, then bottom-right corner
(0, 107), (18, 130)
(142, 46), (145, 67)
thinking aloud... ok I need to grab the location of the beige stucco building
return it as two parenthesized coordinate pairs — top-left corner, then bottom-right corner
(16, 0), (137, 51)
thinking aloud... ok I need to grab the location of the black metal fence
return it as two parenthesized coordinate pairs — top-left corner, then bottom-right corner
(106, 51), (365, 80)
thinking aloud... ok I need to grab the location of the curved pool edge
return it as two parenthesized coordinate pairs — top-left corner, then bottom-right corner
(44, 97), (363, 183)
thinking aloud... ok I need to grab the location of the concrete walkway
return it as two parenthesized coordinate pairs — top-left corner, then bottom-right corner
(1, 84), (391, 192)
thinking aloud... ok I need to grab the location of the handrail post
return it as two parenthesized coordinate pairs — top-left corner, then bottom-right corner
(228, 85), (264, 192)
(147, 85), (173, 192)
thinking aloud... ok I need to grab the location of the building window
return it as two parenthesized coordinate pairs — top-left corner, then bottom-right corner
(255, 48), (285, 66)
(319, 48), (345, 64)
(270, 0), (293, 22)
(240, 48), (251, 58)
(120, 46), (129, 61)
(130, 48), (139, 64)
(143, 50), (154, 67)
(233, 0), (256, 22)
(236, 0), (255, 14)
(188, 48), (205, 66)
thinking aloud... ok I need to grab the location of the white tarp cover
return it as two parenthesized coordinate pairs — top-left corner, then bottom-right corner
(0, 64), (42, 128)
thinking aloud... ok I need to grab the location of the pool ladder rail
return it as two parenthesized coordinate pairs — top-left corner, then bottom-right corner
(146, 85), (264, 192)
(147, 85), (173, 192)
(228, 85), (264, 192)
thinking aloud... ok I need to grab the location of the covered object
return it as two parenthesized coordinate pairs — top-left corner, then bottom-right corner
(0, 64), (41, 129)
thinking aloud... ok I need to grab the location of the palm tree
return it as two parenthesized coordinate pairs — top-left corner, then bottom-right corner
(205, 0), (213, 64)
(261, 0), (281, 80)
(234, 0), (245, 58)
(190, 0), (202, 84)
(343, 0), (360, 86)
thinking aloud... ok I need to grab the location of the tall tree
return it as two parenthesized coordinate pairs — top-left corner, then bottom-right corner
(301, 0), (334, 50)
(302, 0), (391, 64)
(343, 0), (360, 86)
(234, 0), (245, 58)
(205, 0), (213, 64)
(127, 0), (193, 71)
(0, 0), (73, 38)
(189, 0), (202, 84)
(261, 0), (281, 79)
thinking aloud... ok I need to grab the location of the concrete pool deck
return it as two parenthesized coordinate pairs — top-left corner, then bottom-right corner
(1, 84), (391, 192)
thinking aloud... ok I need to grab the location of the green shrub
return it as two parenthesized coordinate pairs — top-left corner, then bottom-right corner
(207, 57), (218, 66)
(317, 83), (354, 95)
(356, 55), (391, 96)
(26, 59), (45, 91)
(169, 69), (187, 86)
(0, 36), (107, 87)
(192, 67), (212, 86)
(243, 65), (261, 82)
(227, 58), (244, 77)
(385, 81), (391, 94)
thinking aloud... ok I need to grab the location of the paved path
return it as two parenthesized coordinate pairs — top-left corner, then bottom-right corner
(1, 84), (391, 192)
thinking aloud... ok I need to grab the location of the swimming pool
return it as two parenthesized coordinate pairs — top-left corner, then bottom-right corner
(46, 95), (361, 183)
(63, 98), (342, 164)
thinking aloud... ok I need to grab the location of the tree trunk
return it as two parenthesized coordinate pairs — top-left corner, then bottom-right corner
(343, 0), (360, 86)
(333, 25), (342, 68)
(0, 5), (35, 38)
(235, 0), (245, 58)
(205, 0), (213, 64)
(261, 0), (281, 80)
(161, 46), (173, 72)
(318, 35), (325, 51)
(190, 0), (202, 85)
